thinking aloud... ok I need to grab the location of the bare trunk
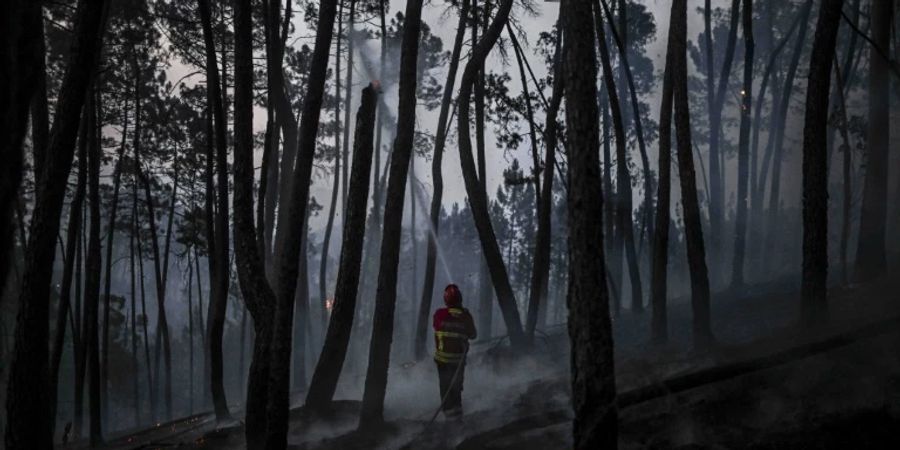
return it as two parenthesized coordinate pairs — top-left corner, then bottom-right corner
(4, 0), (107, 446)
(730, 0), (754, 289)
(455, 0), (526, 348)
(359, 0), (425, 428)
(565, 0), (617, 447)
(85, 93), (103, 445)
(854, 0), (891, 281)
(306, 84), (377, 410)
(801, 0), (844, 325)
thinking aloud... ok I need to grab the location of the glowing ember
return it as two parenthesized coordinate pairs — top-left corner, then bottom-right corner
(326, 297), (335, 311)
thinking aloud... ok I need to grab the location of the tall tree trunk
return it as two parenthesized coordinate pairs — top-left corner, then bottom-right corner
(198, 0), (232, 422)
(187, 251), (195, 415)
(4, 0), (107, 446)
(672, 0), (714, 349)
(832, 58), (853, 286)
(730, 0), (754, 289)
(524, 9), (563, 342)
(49, 117), (88, 439)
(133, 156), (156, 421)
(321, 1), (345, 335)
(593, 2), (643, 313)
(233, 1), (276, 445)
(801, 0), (843, 325)
(0, 0), (42, 298)
(565, 0), (617, 447)
(268, 0), (338, 446)
(84, 93), (103, 446)
(651, 3), (676, 345)
(342, 1), (357, 211)
(456, 0), (526, 348)
(765, 0), (813, 259)
(474, 0), (494, 342)
(601, 88), (620, 315)
(101, 91), (128, 427)
(291, 211), (310, 392)
(306, 84), (377, 410)
(359, 0), (425, 428)
(854, 0), (891, 281)
(707, 0), (741, 263)
(414, 0), (469, 360)
(129, 198), (140, 426)
(600, 0), (654, 251)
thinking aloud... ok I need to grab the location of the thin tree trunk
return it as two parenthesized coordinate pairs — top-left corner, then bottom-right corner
(268, 0), (338, 446)
(651, 2), (676, 345)
(565, 0), (617, 447)
(456, 0), (526, 348)
(414, 0), (469, 360)
(854, 0), (891, 282)
(133, 156), (156, 421)
(730, 0), (754, 289)
(49, 118), (88, 439)
(765, 0), (813, 258)
(474, 0), (494, 342)
(129, 197), (140, 426)
(342, 1), (357, 211)
(832, 58), (852, 285)
(198, 0), (232, 422)
(359, 0), (425, 428)
(706, 0), (740, 267)
(599, 0), (654, 251)
(801, 0), (844, 325)
(306, 84), (377, 411)
(601, 88), (620, 315)
(524, 9), (563, 342)
(187, 251), (195, 415)
(84, 93), (103, 445)
(593, 2), (643, 313)
(100, 90), (128, 427)
(4, 0), (107, 446)
(672, 0), (714, 349)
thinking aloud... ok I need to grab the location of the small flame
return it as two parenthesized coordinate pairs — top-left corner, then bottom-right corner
(326, 297), (335, 311)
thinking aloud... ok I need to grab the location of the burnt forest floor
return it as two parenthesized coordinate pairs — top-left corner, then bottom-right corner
(87, 273), (900, 449)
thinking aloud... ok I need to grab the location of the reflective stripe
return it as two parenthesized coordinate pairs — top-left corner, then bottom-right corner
(434, 350), (465, 363)
(448, 308), (464, 315)
(435, 331), (468, 340)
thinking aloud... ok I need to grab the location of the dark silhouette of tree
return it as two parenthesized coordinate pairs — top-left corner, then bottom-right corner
(4, 0), (108, 447)
(565, 0), (617, 447)
(268, 0), (339, 445)
(197, 0), (231, 423)
(730, 0), (754, 289)
(854, 0), (891, 282)
(651, 1), (676, 344)
(801, 0), (844, 325)
(84, 94), (103, 445)
(359, 0), (424, 428)
(456, 0), (526, 349)
(672, 0), (713, 349)
(0, 1), (42, 297)
(593, 0), (643, 313)
(307, 84), (377, 411)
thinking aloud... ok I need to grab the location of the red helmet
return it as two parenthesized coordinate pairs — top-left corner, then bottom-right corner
(443, 284), (462, 307)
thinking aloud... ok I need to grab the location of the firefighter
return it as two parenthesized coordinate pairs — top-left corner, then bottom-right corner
(433, 283), (477, 420)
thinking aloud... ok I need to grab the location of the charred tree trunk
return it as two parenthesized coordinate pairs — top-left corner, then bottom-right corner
(268, 0), (338, 446)
(707, 0), (740, 261)
(801, 0), (843, 325)
(765, 0), (813, 259)
(129, 199), (140, 426)
(832, 59), (853, 286)
(525, 10), (563, 342)
(651, 5), (676, 345)
(672, 0), (714, 349)
(474, 0), (494, 342)
(0, 1), (42, 298)
(4, 0), (107, 446)
(49, 115), (88, 438)
(415, 0), (470, 360)
(730, 0), (754, 289)
(342, 1), (357, 210)
(198, 0), (232, 422)
(594, 2), (643, 313)
(359, 0), (425, 428)
(854, 0), (891, 282)
(456, 0), (526, 348)
(306, 85), (377, 411)
(84, 95), (103, 445)
(233, 1), (276, 445)
(565, 0), (617, 447)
